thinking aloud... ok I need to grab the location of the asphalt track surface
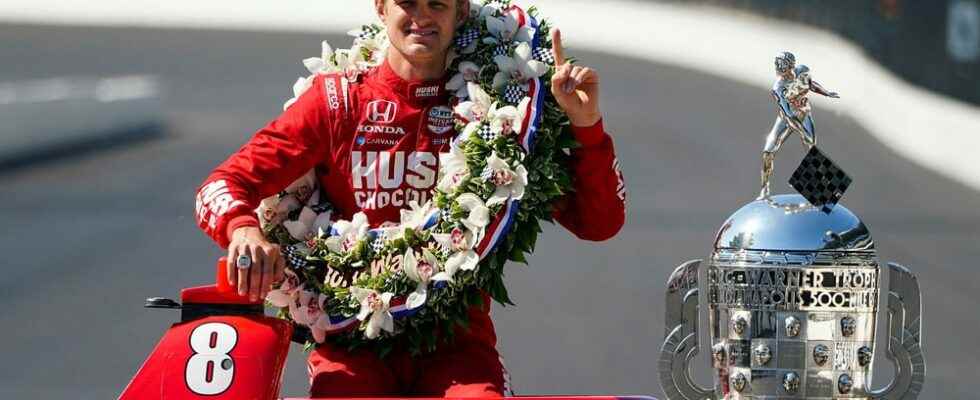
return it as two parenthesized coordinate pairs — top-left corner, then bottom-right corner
(1, 24), (978, 399)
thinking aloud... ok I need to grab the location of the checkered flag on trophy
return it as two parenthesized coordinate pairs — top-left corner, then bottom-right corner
(789, 146), (852, 212)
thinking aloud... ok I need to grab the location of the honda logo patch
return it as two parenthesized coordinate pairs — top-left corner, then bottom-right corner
(366, 100), (397, 124)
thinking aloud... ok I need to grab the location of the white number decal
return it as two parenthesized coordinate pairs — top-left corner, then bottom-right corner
(185, 322), (237, 395)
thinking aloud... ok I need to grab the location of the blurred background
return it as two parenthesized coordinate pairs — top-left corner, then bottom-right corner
(1, 0), (977, 398)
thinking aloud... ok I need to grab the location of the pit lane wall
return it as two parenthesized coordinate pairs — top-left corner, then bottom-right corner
(656, 0), (980, 106)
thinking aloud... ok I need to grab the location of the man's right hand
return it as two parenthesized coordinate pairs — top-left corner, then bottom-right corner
(228, 226), (285, 302)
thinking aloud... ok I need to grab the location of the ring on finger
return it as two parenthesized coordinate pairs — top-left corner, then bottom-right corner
(236, 254), (252, 270)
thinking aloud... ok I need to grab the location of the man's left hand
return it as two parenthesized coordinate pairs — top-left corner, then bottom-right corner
(549, 28), (602, 127)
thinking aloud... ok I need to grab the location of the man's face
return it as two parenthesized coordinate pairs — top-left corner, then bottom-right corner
(376, 0), (466, 63)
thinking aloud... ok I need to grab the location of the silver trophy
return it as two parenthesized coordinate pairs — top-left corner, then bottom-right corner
(760, 51), (839, 200)
(658, 53), (925, 400)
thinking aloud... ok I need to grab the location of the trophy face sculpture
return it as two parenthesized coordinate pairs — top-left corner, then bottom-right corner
(659, 52), (925, 399)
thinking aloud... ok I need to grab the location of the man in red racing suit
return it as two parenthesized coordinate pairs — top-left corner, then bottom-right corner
(194, 1), (625, 397)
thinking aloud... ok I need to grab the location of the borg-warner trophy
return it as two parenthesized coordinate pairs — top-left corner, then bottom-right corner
(658, 52), (925, 399)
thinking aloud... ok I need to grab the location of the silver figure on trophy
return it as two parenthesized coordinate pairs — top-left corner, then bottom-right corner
(658, 53), (924, 400)
(760, 51), (839, 199)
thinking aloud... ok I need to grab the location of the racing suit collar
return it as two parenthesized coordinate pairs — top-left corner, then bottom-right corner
(377, 60), (449, 105)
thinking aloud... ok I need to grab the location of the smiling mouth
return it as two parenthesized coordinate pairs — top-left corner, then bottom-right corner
(406, 28), (438, 38)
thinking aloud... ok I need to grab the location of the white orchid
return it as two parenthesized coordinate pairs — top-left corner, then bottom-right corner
(266, 269), (303, 307)
(287, 290), (332, 343)
(384, 201), (438, 241)
(355, 35), (389, 68)
(332, 48), (367, 78)
(488, 97), (529, 137)
(472, 0), (495, 18)
(325, 212), (370, 253)
(437, 143), (471, 193)
(484, 152), (529, 207)
(403, 249), (451, 308)
(256, 196), (283, 229)
(283, 206), (333, 241)
(485, 8), (532, 44)
(454, 193), (490, 235)
(351, 287), (395, 339)
(289, 290), (320, 326)
(432, 227), (480, 275)
(492, 42), (548, 90)
(453, 82), (493, 123)
(310, 294), (334, 343)
(446, 61), (482, 99)
(302, 41), (338, 75)
(283, 75), (314, 110)
(256, 194), (302, 229)
(456, 121), (482, 147)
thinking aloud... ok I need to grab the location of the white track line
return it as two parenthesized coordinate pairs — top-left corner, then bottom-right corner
(2, 0), (978, 190)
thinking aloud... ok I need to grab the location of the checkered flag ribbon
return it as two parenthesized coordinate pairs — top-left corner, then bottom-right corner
(533, 47), (555, 64)
(493, 44), (510, 57)
(478, 124), (497, 142)
(283, 244), (309, 269)
(503, 84), (526, 104)
(789, 146), (852, 212)
(354, 25), (382, 41)
(370, 237), (386, 254)
(454, 28), (480, 50)
(480, 163), (496, 181)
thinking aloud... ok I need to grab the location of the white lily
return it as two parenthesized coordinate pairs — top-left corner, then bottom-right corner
(403, 249), (450, 308)
(454, 193), (491, 235)
(302, 41), (338, 75)
(266, 269), (302, 307)
(453, 82), (493, 123)
(432, 227), (480, 274)
(445, 61), (482, 99)
(492, 42), (548, 90)
(283, 75), (314, 110)
(325, 212), (370, 253)
(488, 97), (529, 136)
(485, 8), (532, 44)
(350, 287), (395, 339)
(484, 152), (529, 207)
(437, 142), (471, 193)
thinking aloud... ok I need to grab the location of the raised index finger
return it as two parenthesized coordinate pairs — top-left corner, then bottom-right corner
(551, 28), (565, 65)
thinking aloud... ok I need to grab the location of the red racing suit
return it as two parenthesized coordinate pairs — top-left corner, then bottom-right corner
(194, 61), (626, 396)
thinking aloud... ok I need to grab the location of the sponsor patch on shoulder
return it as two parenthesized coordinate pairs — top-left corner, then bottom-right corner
(427, 106), (454, 134)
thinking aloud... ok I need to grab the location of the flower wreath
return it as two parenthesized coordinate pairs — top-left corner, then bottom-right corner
(262, 0), (574, 354)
